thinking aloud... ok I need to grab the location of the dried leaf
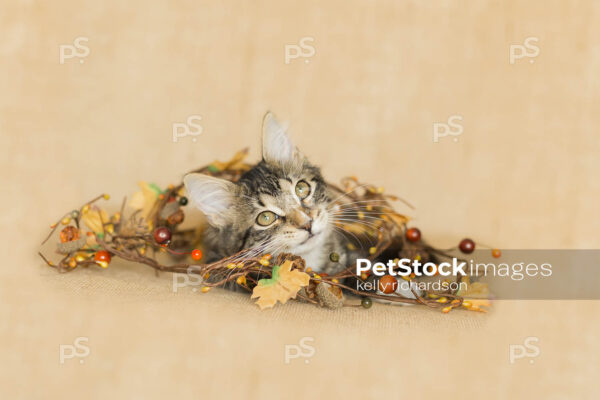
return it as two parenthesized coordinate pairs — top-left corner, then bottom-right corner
(388, 211), (410, 226)
(81, 208), (109, 234)
(224, 148), (249, 170)
(129, 181), (161, 220)
(457, 277), (492, 312)
(251, 260), (310, 309)
(456, 276), (490, 298)
(208, 148), (251, 173)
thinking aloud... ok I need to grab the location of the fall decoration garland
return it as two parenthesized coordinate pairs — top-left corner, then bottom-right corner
(39, 149), (494, 312)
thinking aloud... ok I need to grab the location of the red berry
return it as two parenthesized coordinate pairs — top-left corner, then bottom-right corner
(191, 249), (203, 261)
(406, 227), (421, 242)
(153, 227), (172, 244)
(492, 248), (501, 258)
(459, 238), (475, 254)
(378, 275), (398, 294)
(94, 250), (111, 263)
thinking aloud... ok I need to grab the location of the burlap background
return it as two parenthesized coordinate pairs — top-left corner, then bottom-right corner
(1, 1), (599, 398)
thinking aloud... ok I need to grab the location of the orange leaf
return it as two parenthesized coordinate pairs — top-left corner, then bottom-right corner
(251, 260), (310, 309)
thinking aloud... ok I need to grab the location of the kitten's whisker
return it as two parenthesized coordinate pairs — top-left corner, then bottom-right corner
(221, 239), (275, 282)
(336, 198), (415, 211)
(328, 219), (380, 246)
(227, 239), (271, 264)
(329, 203), (393, 213)
(326, 183), (383, 206)
(332, 207), (391, 212)
(332, 207), (391, 213)
(331, 215), (391, 225)
(330, 217), (382, 229)
(333, 210), (396, 216)
(329, 226), (360, 247)
(329, 225), (371, 251)
(333, 200), (394, 209)
(333, 204), (404, 217)
(329, 218), (381, 232)
(262, 241), (288, 262)
(331, 212), (388, 219)
(331, 215), (386, 222)
(336, 199), (392, 204)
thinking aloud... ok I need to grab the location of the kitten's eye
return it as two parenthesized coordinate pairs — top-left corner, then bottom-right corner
(256, 211), (277, 226)
(295, 180), (311, 199)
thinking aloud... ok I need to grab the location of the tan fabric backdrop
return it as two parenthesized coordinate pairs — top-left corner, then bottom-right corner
(1, 0), (599, 398)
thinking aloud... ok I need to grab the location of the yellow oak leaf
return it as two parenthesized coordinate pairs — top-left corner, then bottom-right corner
(251, 260), (310, 309)
(81, 208), (109, 234)
(129, 181), (162, 220)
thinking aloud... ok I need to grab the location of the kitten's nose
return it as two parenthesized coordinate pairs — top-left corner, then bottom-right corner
(289, 209), (312, 232)
(299, 220), (312, 232)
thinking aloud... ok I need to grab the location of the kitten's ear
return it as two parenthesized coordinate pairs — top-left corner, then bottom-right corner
(261, 112), (304, 167)
(183, 173), (237, 227)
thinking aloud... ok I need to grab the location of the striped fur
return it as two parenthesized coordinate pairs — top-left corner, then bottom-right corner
(184, 113), (346, 274)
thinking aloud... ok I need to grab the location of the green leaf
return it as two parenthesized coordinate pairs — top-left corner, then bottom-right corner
(148, 183), (163, 196)
(257, 265), (280, 287)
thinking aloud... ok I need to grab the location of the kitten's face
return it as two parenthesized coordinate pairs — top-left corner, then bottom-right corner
(233, 159), (332, 255)
(184, 113), (333, 257)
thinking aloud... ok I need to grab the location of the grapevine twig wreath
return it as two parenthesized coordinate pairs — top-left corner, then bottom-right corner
(39, 149), (493, 312)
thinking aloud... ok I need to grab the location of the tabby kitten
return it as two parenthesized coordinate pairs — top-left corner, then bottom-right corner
(184, 113), (347, 274)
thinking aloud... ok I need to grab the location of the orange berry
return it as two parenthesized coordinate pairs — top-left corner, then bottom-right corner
(94, 250), (111, 264)
(191, 249), (203, 261)
(378, 275), (398, 294)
